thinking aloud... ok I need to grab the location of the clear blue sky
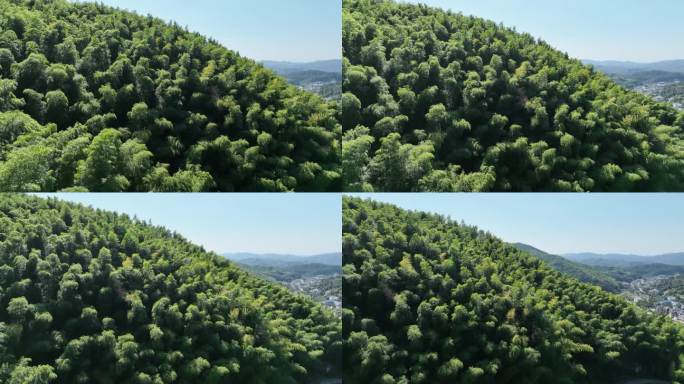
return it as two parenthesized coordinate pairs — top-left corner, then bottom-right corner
(405, 0), (684, 62)
(349, 193), (684, 256)
(34, 194), (341, 255)
(73, 0), (341, 62)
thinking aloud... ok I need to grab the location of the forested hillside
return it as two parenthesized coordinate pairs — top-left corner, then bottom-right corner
(342, 197), (684, 383)
(342, 0), (684, 191)
(0, 0), (340, 192)
(0, 195), (341, 383)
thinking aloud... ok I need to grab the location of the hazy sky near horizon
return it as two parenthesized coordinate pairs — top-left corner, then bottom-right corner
(73, 0), (341, 62)
(348, 194), (684, 256)
(405, 0), (684, 62)
(34, 194), (341, 255)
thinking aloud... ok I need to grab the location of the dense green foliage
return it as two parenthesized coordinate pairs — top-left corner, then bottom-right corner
(342, 0), (684, 191)
(513, 243), (620, 292)
(0, 195), (341, 383)
(0, 0), (340, 192)
(342, 197), (684, 383)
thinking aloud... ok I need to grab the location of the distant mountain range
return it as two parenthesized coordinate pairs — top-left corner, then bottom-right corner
(261, 59), (342, 75)
(562, 252), (684, 267)
(222, 252), (342, 267)
(261, 59), (341, 99)
(584, 59), (684, 74)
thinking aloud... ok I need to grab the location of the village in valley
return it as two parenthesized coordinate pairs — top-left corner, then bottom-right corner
(633, 80), (684, 110)
(287, 274), (342, 314)
(623, 274), (684, 323)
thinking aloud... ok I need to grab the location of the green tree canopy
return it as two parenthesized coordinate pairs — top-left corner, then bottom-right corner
(0, 0), (340, 191)
(342, 0), (684, 191)
(0, 195), (341, 383)
(342, 197), (684, 383)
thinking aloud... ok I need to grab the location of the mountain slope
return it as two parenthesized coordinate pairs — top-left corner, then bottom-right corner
(0, 195), (341, 383)
(342, 197), (684, 383)
(520, 247), (684, 323)
(516, 244), (684, 292)
(342, 0), (684, 192)
(0, 0), (340, 192)
(512, 243), (620, 292)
